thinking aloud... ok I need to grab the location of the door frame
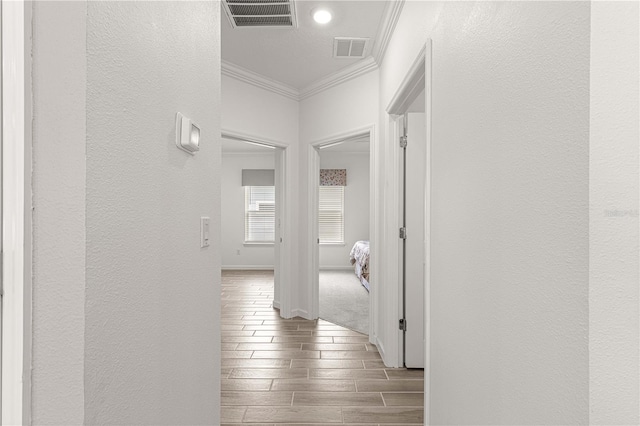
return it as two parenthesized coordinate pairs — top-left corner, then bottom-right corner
(307, 124), (377, 342)
(385, 39), (432, 425)
(1, 1), (32, 423)
(221, 129), (293, 318)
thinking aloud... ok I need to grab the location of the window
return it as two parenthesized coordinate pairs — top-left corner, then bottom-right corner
(245, 186), (275, 243)
(319, 186), (344, 244)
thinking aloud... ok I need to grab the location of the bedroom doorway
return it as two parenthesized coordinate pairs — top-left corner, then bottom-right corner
(220, 131), (291, 317)
(308, 126), (376, 341)
(317, 136), (370, 334)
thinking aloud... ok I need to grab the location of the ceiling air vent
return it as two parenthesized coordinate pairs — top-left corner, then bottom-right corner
(333, 37), (370, 59)
(223, 0), (298, 29)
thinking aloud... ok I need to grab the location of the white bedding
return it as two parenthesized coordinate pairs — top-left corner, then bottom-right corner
(349, 240), (370, 291)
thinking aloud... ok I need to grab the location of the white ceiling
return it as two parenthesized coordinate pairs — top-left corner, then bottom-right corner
(221, 1), (389, 90)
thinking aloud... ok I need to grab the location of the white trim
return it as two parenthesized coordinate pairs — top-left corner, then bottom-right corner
(387, 45), (426, 115)
(221, 151), (276, 157)
(2, 1), (32, 423)
(372, 0), (405, 65)
(319, 266), (353, 271)
(300, 57), (378, 100)
(222, 129), (289, 150)
(223, 58), (381, 104)
(222, 60), (300, 101)
(423, 40), (433, 426)
(221, 266), (275, 271)
(243, 242), (274, 247)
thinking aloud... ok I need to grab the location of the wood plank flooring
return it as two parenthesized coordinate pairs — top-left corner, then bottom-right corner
(221, 270), (424, 425)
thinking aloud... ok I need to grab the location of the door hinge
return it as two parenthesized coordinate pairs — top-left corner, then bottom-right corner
(399, 135), (407, 149)
(399, 227), (407, 240)
(399, 318), (407, 331)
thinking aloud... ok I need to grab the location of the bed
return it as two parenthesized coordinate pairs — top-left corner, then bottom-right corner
(349, 240), (370, 291)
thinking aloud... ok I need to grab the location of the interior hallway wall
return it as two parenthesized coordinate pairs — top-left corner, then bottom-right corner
(319, 151), (370, 269)
(222, 152), (275, 269)
(84, 2), (221, 424)
(380, 2), (591, 423)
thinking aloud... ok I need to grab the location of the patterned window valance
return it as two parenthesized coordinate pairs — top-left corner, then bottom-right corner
(320, 169), (347, 186)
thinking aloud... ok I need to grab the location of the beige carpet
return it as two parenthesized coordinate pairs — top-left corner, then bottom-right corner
(319, 269), (369, 334)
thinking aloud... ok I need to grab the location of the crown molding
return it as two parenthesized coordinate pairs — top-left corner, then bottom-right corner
(372, 0), (405, 65)
(299, 57), (379, 100)
(222, 60), (300, 101)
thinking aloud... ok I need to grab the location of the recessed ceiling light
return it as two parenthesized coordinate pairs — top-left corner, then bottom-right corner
(313, 9), (332, 24)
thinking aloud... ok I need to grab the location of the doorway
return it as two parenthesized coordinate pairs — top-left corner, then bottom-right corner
(317, 135), (371, 335)
(220, 131), (290, 317)
(308, 125), (376, 341)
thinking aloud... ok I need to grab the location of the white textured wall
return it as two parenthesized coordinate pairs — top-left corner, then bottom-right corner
(589, 2), (640, 424)
(31, 2), (86, 423)
(381, 2), (590, 423)
(222, 75), (299, 145)
(222, 152), (275, 269)
(85, 2), (220, 424)
(319, 151), (370, 268)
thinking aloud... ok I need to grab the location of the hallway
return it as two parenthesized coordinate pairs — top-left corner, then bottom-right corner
(221, 270), (424, 425)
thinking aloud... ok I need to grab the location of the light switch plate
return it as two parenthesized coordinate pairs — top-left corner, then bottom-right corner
(201, 217), (210, 248)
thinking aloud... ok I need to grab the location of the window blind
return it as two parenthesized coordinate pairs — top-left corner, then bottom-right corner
(319, 186), (344, 244)
(245, 186), (275, 242)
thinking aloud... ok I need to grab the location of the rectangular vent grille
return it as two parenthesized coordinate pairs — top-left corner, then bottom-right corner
(333, 37), (370, 59)
(223, 0), (298, 28)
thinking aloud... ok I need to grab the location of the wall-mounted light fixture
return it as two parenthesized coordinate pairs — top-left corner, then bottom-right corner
(176, 112), (200, 155)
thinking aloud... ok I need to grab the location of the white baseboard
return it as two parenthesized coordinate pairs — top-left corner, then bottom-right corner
(273, 301), (280, 310)
(291, 309), (310, 320)
(222, 265), (274, 271)
(376, 337), (391, 367)
(319, 266), (354, 271)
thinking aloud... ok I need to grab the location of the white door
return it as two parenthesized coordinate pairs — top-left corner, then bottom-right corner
(404, 112), (426, 368)
(274, 147), (285, 312)
(0, 1), (3, 413)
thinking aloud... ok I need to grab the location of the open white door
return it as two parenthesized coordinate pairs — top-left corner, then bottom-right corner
(404, 112), (426, 368)
(274, 147), (286, 312)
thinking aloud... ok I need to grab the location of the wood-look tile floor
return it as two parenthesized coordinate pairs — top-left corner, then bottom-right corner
(221, 270), (424, 425)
